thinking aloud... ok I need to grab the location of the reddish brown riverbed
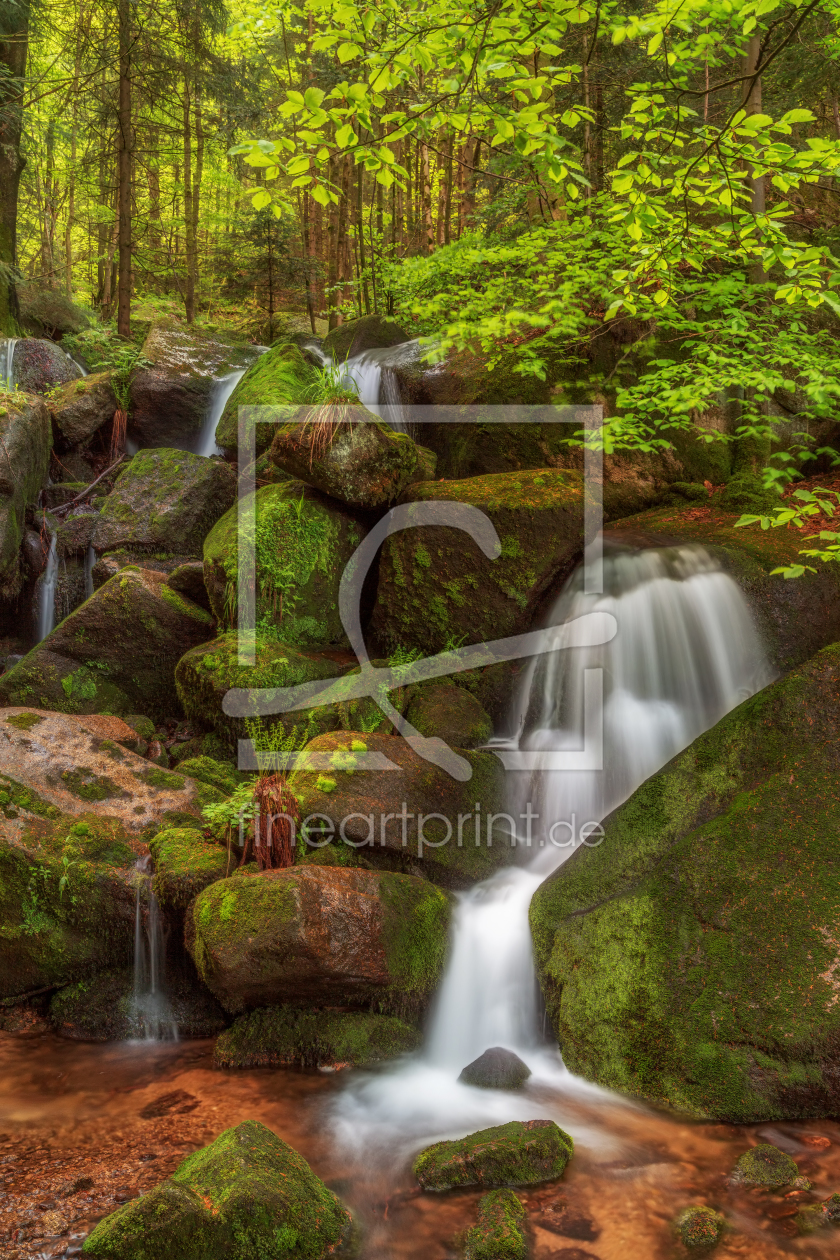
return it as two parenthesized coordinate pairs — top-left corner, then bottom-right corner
(1, 1026), (839, 1259)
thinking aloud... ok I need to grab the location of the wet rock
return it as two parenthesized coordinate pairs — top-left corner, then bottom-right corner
(44, 479), (87, 509)
(459, 1047), (532, 1090)
(22, 527), (48, 576)
(529, 644), (840, 1122)
(214, 1005), (421, 1069)
(129, 321), (261, 448)
(269, 407), (424, 509)
(414, 1119), (573, 1191)
(405, 681), (492, 749)
(292, 730), (511, 888)
(323, 313), (410, 361)
(465, 1188), (528, 1260)
(393, 341), (551, 408)
(731, 1144), (799, 1188)
(0, 568), (214, 721)
(215, 342), (315, 454)
(797, 1191), (840, 1234)
(371, 468), (584, 656)
(202, 481), (365, 643)
(175, 756), (241, 796)
(55, 507), (98, 558)
(675, 1205), (725, 1248)
(188, 865), (451, 1017)
(0, 396), (51, 598)
(149, 827), (230, 911)
(50, 969), (225, 1042)
(166, 560), (212, 613)
(12, 338), (81, 393)
(47, 371), (117, 447)
(80, 1119), (354, 1259)
(93, 447), (236, 558)
(533, 1197), (600, 1240)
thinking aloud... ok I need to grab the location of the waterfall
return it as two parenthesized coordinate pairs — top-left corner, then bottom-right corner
(33, 529), (59, 643)
(131, 857), (178, 1041)
(338, 341), (418, 431)
(0, 337), (17, 389)
(329, 543), (773, 1156)
(189, 368), (247, 457)
(84, 543), (95, 599)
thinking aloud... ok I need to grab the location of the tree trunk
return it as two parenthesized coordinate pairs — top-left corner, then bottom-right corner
(182, 76), (195, 323)
(327, 152), (339, 329)
(116, 0), (132, 337)
(0, 0), (29, 333)
(422, 142), (433, 254)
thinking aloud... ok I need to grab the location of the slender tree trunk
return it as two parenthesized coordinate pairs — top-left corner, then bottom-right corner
(443, 132), (453, 244)
(116, 0), (132, 336)
(742, 34), (765, 285)
(182, 77), (195, 322)
(356, 164), (371, 314)
(327, 152), (339, 329)
(0, 0), (29, 332)
(422, 142), (433, 254)
(191, 84), (204, 317)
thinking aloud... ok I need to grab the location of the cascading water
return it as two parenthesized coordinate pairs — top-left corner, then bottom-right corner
(84, 543), (95, 599)
(189, 368), (247, 457)
(0, 337), (17, 388)
(338, 341), (419, 431)
(131, 857), (178, 1041)
(329, 543), (773, 1160)
(33, 529), (59, 643)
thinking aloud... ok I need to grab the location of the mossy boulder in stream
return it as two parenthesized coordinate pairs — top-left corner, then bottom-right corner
(215, 1004), (420, 1068)
(675, 1206), (726, 1249)
(529, 642), (840, 1121)
(215, 342), (316, 454)
(13, 338), (80, 393)
(93, 447), (236, 558)
(465, 1189), (528, 1260)
(189, 865), (451, 1018)
(202, 480), (365, 643)
(48, 370), (118, 448)
(323, 312), (410, 360)
(149, 827), (230, 911)
(414, 1119), (573, 1191)
(371, 468), (584, 655)
(81, 1119), (354, 1259)
(730, 1143), (800, 1188)
(0, 567), (214, 721)
(269, 407), (422, 508)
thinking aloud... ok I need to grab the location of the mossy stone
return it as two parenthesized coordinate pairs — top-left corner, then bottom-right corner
(675, 1205), (725, 1249)
(413, 1119), (573, 1191)
(464, 1189), (528, 1260)
(80, 1119), (354, 1259)
(0, 397), (51, 599)
(149, 828), (231, 910)
(177, 755), (242, 796)
(323, 313), (409, 360)
(797, 1192), (840, 1235)
(216, 343), (316, 454)
(405, 681), (492, 749)
(731, 1144), (799, 1188)
(214, 1005), (421, 1068)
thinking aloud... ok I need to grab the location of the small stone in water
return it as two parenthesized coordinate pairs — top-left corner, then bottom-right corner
(464, 1188), (527, 1260)
(731, 1143), (800, 1188)
(459, 1046), (532, 1090)
(676, 1205), (725, 1248)
(797, 1191), (840, 1235)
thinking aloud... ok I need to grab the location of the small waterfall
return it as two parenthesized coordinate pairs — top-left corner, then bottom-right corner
(84, 543), (95, 599)
(190, 368), (246, 457)
(131, 857), (178, 1041)
(338, 341), (418, 431)
(329, 544), (773, 1155)
(33, 529), (58, 643)
(0, 337), (17, 388)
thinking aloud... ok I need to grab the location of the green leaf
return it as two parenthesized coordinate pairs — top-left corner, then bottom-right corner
(304, 87), (326, 111)
(337, 42), (360, 63)
(312, 185), (332, 207)
(251, 189), (271, 211)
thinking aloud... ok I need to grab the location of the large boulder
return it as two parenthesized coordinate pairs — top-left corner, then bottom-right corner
(129, 321), (261, 447)
(215, 342), (315, 455)
(529, 643), (840, 1121)
(48, 370), (118, 448)
(93, 447), (236, 558)
(323, 313), (410, 361)
(269, 408), (424, 509)
(292, 730), (512, 887)
(394, 342), (551, 408)
(0, 567), (215, 720)
(17, 285), (91, 338)
(0, 395), (51, 597)
(12, 337), (81, 393)
(215, 1005), (421, 1068)
(80, 1120), (354, 1259)
(188, 865), (451, 1017)
(414, 1120), (573, 1190)
(371, 468), (584, 655)
(202, 481), (365, 642)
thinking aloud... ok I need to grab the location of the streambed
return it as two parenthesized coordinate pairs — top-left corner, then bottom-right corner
(1, 1030), (838, 1259)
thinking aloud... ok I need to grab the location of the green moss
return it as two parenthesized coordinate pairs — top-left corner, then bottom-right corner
(0, 773), (61, 820)
(675, 1206), (725, 1249)
(379, 874), (452, 1017)
(413, 1120), (573, 1191)
(60, 769), (124, 802)
(216, 343), (316, 454)
(464, 1189), (527, 1260)
(731, 1144), (799, 1187)
(214, 1005), (421, 1068)
(149, 828), (230, 910)
(5, 712), (43, 730)
(140, 767), (186, 791)
(178, 755), (242, 796)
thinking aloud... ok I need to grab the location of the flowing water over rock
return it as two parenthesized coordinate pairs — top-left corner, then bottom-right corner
(33, 528), (58, 643)
(0, 337), (18, 388)
(191, 368), (246, 457)
(338, 341), (419, 430)
(130, 858), (178, 1042)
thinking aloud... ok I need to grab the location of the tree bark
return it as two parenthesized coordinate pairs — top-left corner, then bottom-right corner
(116, 0), (133, 337)
(0, 0), (30, 333)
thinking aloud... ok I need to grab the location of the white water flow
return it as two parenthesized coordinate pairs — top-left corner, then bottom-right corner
(329, 544), (773, 1161)
(131, 857), (178, 1041)
(191, 369), (247, 457)
(84, 543), (95, 599)
(34, 530), (59, 643)
(339, 341), (419, 431)
(0, 337), (17, 388)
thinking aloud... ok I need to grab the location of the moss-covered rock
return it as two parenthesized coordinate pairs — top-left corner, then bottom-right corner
(176, 756), (241, 796)
(215, 342), (316, 454)
(166, 559), (212, 612)
(214, 1004), (421, 1068)
(93, 447), (236, 558)
(202, 481), (365, 643)
(413, 1119), (573, 1191)
(49, 966), (226, 1041)
(323, 313), (410, 361)
(292, 730), (512, 888)
(675, 1205), (725, 1249)
(81, 1119), (354, 1259)
(48, 370), (118, 447)
(149, 827), (231, 910)
(730, 1144), (799, 1188)
(464, 1189), (528, 1260)
(55, 507), (99, 559)
(0, 568), (215, 721)
(404, 681), (492, 749)
(18, 285), (92, 338)
(371, 468), (584, 655)
(174, 631), (344, 749)
(529, 643), (840, 1121)
(13, 337), (81, 393)
(0, 395), (51, 598)
(269, 407), (423, 509)
(797, 1191), (840, 1235)
(189, 865), (451, 1017)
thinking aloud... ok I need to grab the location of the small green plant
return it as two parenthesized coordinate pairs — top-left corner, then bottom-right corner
(736, 486), (840, 578)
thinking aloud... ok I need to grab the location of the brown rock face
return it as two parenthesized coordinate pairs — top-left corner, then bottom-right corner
(48, 371), (118, 447)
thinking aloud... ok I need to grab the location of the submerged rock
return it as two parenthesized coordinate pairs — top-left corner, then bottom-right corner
(675, 1205), (725, 1249)
(464, 1188), (528, 1260)
(12, 337), (81, 393)
(80, 1119), (354, 1259)
(459, 1047), (532, 1090)
(529, 643), (840, 1122)
(48, 371), (118, 447)
(202, 480), (365, 642)
(730, 1143), (799, 1188)
(797, 1191), (840, 1235)
(93, 447), (236, 558)
(0, 567), (214, 720)
(49, 967), (225, 1041)
(371, 468), (584, 656)
(414, 1119), (573, 1191)
(215, 342), (315, 454)
(188, 865), (451, 1017)
(215, 1005), (420, 1069)
(323, 312), (410, 361)
(269, 408), (422, 509)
